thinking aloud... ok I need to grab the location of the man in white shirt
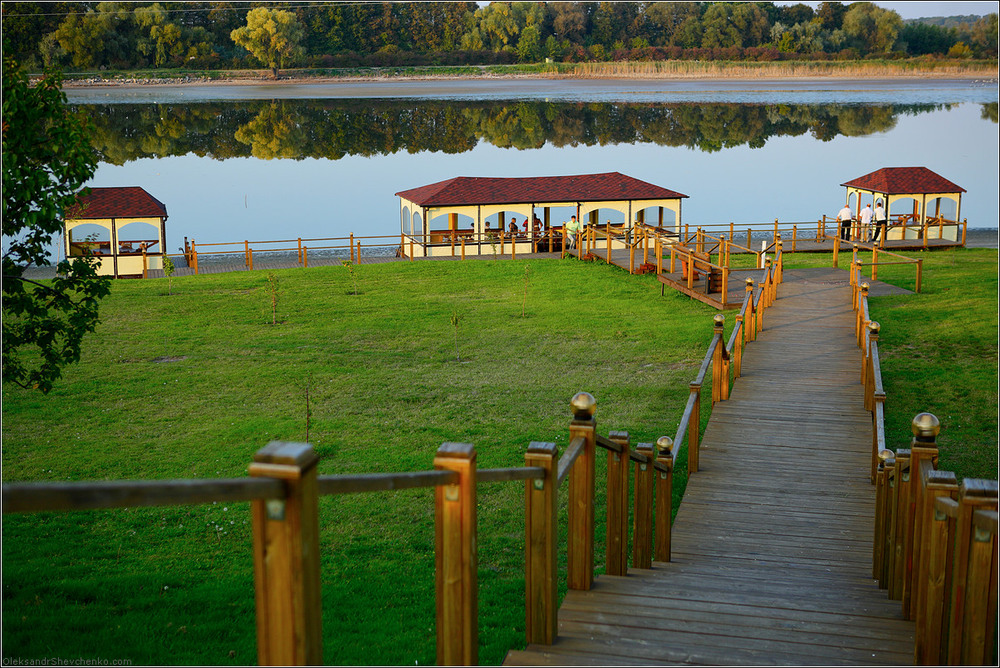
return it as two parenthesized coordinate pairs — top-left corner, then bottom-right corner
(837, 204), (853, 241)
(859, 203), (873, 242)
(872, 200), (887, 243)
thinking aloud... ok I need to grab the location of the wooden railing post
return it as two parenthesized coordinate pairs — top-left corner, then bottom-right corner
(903, 413), (940, 619)
(632, 442), (655, 569)
(832, 234), (840, 268)
(711, 314), (726, 404)
(568, 392), (597, 591)
(524, 442), (558, 645)
(688, 382), (700, 474)
(605, 431), (630, 577)
(873, 449), (893, 581)
(349, 233), (355, 263)
(654, 437), (674, 562)
(914, 470), (958, 665)
(733, 312), (744, 378)
(744, 278), (755, 343)
(945, 478), (999, 665)
(298, 238), (303, 264)
(889, 448), (911, 600)
(245, 239), (250, 267)
(915, 258), (923, 293)
(656, 237), (662, 275)
(434, 442), (478, 666)
(876, 451), (896, 588)
(302, 247), (308, 268)
(249, 441), (323, 666)
(962, 507), (998, 665)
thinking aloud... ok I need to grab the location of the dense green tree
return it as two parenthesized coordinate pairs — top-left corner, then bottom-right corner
(842, 2), (902, 54)
(898, 21), (956, 55)
(230, 6), (304, 78)
(816, 1), (848, 31)
(54, 2), (137, 69)
(2, 57), (111, 393)
(702, 2), (769, 49)
(969, 13), (998, 57)
(644, 2), (704, 47)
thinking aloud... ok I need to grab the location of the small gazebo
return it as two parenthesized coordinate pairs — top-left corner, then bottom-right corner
(840, 167), (965, 243)
(395, 172), (687, 258)
(65, 186), (168, 278)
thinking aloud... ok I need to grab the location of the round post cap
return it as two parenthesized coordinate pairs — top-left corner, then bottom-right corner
(656, 436), (673, 456)
(745, 277), (754, 287)
(860, 282), (869, 293)
(571, 392), (596, 419)
(911, 413), (940, 438)
(867, 320), (880, 335)
(878, 448), (895, 464)
(713, 314), (725, 328)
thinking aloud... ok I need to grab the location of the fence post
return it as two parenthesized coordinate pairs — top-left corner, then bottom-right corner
(248, 248), (254, 271)
(298, 238), (303, 264)
(733, 312), (744, 378)
(914, 469), (958, 665)
(656, 238), (662, 275)
(568, 392), (597, 591)
(889, 448), (911, 600)
(142, 249), (148, 279)
(524, 442), (558, 645)
(434, 442), (478, 666)
(744, 278), (755, 344)
(349, 233), (355, 263)
(302, 247), (308, 269)
(711, 314), (726, 404)
(873, 448), (893, 581)
(832, 234), (840, 268)
(249, 441), (323, 666)
(904, 413), (939, 620)
(915, 259), (923, 293)
(945, 478), (999, 665)
(962, 507), (998, 665)
(632, 442), (655, 569)
(688, 381), (700, 474)
(605, 431), (630, 577)
(877, 452), (896, 588)
(245, 240), (250, 267)
(654, 437), (673, 562)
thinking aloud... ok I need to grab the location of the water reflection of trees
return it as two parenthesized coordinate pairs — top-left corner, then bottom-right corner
(78, 99), (956, 165)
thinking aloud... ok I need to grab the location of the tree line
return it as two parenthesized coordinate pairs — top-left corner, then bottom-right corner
(2, 1), (997, 73)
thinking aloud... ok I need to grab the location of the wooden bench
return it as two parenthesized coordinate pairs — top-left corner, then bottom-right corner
(681, 249), (723, 294)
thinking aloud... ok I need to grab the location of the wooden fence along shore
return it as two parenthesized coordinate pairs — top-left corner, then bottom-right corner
(149, 216), (965, 282)
(5, 230), (996, 665)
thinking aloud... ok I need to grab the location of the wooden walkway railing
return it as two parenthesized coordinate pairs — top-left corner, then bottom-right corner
(506, 263), (996, 666)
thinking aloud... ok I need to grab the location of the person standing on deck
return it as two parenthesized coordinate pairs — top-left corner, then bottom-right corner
(859, 202), (873, 242)
(837, 203), (853, 241)
(565, 215), (580, 249)
(872, 200), (887, 243)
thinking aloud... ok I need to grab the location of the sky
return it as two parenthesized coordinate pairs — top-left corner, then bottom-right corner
(779, 2), (998, 20)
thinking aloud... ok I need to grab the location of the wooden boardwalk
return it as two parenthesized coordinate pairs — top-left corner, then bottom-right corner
(504, 267), (914, 666)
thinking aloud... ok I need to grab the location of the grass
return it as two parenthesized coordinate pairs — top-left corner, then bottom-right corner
(2, 248), (996, 665)
(2, 257), (713, 666)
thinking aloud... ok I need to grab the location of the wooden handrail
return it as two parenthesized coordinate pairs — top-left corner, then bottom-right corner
(2, 477), (284, 513)
(556, 435), (586, 487)
(316, 470), (456, 495)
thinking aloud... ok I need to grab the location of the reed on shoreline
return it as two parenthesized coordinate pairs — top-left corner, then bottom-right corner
(57, 58), (997, 87)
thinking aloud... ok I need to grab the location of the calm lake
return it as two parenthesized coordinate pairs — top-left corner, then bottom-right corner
(59, 77), (998, 256)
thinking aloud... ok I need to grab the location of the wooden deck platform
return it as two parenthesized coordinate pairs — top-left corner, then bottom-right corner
(504, 267), (915, 666)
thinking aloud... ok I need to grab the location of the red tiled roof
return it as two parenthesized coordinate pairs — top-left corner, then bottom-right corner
(66, 186), (168, 219)
(840, 167), (965, 195)
(396, 172), (687, 207)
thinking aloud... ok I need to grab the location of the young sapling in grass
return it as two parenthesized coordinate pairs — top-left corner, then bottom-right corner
(522, 263), (530, 317)
(341, 259), (358, 295)
(162, 255), (175, 295)
(266, 272), (279, 324)
(304, 374), (312, 443)
(450, 309), (463, 363)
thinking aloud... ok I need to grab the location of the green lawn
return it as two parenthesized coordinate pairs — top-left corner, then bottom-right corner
(2, 248), (996, 665)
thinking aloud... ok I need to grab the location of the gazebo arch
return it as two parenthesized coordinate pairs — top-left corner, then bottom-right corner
(395, 172), (687, 258)
(65, 186), (168, 278)
(840, 167), (965, 243)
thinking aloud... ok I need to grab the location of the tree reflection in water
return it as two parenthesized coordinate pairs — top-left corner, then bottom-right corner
(77, 98), (992, 166)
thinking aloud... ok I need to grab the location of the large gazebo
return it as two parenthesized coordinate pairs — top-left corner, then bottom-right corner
(840, 167), (965, 243)
(65, 186), (168, 278)
(395, 172), (687, 257)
